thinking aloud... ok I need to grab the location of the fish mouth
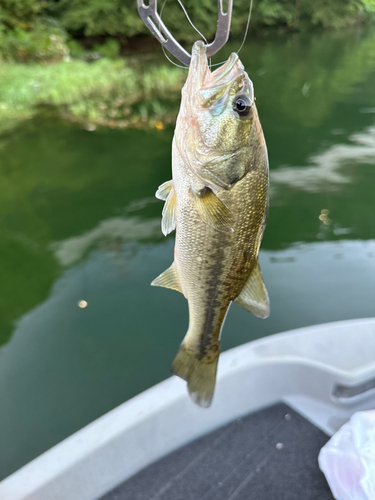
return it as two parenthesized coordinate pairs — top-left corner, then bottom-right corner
(188, 42), (251, 113)
(189, 41), (247, 90)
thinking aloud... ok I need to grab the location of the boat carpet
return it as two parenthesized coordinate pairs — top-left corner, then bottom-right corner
(101, 403), (334, 500)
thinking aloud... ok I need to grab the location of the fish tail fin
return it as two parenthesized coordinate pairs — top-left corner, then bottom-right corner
(172, 342), (220, 408)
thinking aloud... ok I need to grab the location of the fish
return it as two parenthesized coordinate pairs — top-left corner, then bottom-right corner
(152, 41), (269, 408)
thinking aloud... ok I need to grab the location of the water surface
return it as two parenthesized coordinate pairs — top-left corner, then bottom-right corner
(1, 28), (375, 479)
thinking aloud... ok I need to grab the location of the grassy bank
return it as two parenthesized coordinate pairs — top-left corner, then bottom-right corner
(0, 56), (185, 132)
(2, 23), (375, 134)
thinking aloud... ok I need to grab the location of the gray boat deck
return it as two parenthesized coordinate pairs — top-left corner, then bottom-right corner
(101, 403), (334, 500)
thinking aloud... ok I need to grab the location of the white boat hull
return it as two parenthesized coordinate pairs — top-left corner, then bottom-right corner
(1, 318), (375, 500)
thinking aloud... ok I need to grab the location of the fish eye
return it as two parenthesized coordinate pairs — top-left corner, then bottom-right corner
(233, 95), (252, 117)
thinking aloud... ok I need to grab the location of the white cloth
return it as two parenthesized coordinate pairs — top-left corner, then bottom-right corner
(319, 410), (375, 500)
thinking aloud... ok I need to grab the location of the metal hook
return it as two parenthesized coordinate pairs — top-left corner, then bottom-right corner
(137, 0), (233, 66)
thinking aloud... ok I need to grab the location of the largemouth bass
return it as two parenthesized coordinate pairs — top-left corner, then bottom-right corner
(153, 41), (269, 407)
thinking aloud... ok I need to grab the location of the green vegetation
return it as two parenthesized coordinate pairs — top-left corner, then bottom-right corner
(2, 25), (375, 133)
(0, 19), (68, 62)
(1, 0), (375, 63)
(46, 0), (375, 40)
(0, 57), (184, 131)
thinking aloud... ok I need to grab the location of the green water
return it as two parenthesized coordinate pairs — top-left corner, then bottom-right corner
(1, 28), (375, 480)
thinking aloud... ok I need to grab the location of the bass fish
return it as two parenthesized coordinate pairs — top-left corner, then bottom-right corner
(153, 41), (269, 407)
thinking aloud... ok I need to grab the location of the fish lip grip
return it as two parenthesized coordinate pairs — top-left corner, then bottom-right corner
(137, 0), (233, 66)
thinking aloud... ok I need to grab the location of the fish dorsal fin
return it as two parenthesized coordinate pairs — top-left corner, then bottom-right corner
(156, 180), (173, 201)
(234, 260), (269, 318)
(192, 187), (234, 233)
(151, 262), (182, 293)
(161, 187), (177, 236)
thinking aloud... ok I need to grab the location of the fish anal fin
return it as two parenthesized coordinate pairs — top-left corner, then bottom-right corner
(156, 180), (173, 201)
(151, 262), (182, 294)
(161, 187), (177, 236)
(192, 187), (234, 233)
(235, 260), (269, 318)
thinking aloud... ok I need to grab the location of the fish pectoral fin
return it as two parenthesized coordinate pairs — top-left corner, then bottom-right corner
(161, 187), (177, 236)
(156, 180), (173, 201)
(192, 187), (234, 233)
(234, 260), (270, 318)
(151, 262), (182, 293)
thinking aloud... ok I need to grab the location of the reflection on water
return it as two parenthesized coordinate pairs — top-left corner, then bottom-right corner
(227, 239), (375, 350)
(1, 238), (375, 479)
(1, 28), (375, 479)
(51, 215), (160, 267)
(271, 125), (375, 192)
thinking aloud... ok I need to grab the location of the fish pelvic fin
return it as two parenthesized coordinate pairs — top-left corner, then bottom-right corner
(192, 187), (234, 233)
(161, 186), (177, 236)
(172, 342), (220, 408)
(155, 180), (173, 201)
(151, 262), (182, 294)
(234, 260), (270, 318)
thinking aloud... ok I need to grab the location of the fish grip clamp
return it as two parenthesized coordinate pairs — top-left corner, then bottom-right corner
(137, 0), (233, 66)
